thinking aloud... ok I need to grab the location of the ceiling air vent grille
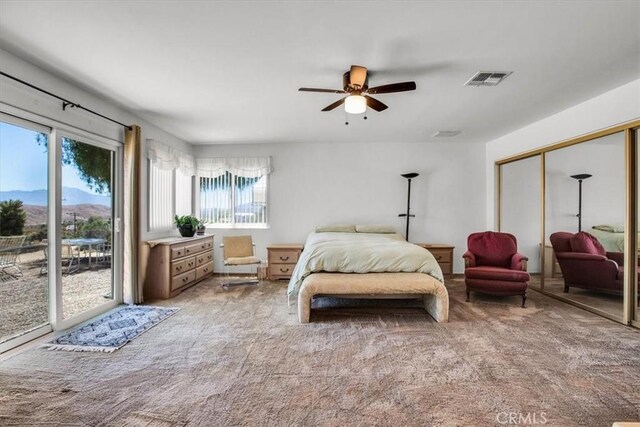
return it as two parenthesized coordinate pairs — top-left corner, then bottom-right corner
(465, 71), (513, 87)
(432, 131), (461, 137)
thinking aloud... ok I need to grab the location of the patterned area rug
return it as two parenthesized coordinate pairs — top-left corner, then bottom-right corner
(43, 305), (179, 352)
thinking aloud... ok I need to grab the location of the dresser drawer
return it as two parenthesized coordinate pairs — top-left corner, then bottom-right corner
(171, 244), (188, 260)
(269, 250), (300, 264)
(196, 250), (214, 266)
(172, 256), (196, 277)
(438, 262), (452, 275)
(171, 270), (196, 291)
(429, 249), (452, 263)
(196, 261), (214, 280)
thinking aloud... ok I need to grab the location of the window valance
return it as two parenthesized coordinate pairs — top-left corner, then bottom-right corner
(197, 156), (273, 178)
(146, 138), (195, 175)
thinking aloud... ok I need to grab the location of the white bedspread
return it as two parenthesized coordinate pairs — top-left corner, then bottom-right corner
(287, 232), (444, 296)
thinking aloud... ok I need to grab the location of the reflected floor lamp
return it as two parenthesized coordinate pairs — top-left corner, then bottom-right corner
(570, 173), (592, 232)
(399, 172), (418, 241)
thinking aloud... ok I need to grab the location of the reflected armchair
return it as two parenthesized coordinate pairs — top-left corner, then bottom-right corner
(463, 231), (530, 307)
(549, 231), (625, 294)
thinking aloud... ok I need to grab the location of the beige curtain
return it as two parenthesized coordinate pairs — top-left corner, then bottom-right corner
(123, 125), (143, 304)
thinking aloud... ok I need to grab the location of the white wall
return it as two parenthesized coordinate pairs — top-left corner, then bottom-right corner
(0, 48), (192, 240)
(194, 141), (487, 273)
(486, 78), (640, 230)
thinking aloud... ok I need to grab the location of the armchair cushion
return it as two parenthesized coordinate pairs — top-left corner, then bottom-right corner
(465, 266), (530, 282)
(570, 232), (606, 256)
(467, 231), (517, 268)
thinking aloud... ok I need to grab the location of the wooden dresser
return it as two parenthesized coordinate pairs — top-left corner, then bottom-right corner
(417, 243), (454, 279)
(141, 235), (214, 299)
(267, 244), (303, 280)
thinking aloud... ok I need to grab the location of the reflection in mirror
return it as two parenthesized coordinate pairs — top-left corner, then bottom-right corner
(500, 156), (542, 289)
(637, 128), (640, 323)
(545, 132), (624, 319)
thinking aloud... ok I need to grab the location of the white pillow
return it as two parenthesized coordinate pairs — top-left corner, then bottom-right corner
(315, 224), (356, 233)
(355, 225), (396, 234)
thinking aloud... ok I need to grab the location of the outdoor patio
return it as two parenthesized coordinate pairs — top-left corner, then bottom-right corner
(0, 249), (111, 342)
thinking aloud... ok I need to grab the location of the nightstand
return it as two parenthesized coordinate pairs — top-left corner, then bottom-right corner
(267, 244), (303, 280)
(417, 244), (454, 279)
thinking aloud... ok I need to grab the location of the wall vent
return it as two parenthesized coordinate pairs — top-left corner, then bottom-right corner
(464, 71), (513, 87)
(432, 130), (461, 137)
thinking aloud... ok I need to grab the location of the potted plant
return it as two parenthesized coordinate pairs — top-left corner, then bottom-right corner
(196, 220), (206, 236)
(174, 215), (200, 237)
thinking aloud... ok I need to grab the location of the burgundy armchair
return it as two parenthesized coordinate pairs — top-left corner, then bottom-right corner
(463, 231), (530, 307)
(549, 231), (625, 294)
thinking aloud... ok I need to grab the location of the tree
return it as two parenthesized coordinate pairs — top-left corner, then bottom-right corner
(36, 134), (111, 194)
(0, 199), (27, 236)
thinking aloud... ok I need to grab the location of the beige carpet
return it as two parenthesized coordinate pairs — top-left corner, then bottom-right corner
(1, 278), (639, 426)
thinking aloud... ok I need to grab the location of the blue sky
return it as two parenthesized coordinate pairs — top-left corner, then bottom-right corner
(0, 121), (102, 194)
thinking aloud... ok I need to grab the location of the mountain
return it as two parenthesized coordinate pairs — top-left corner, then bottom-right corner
(23, 204), (112, 226)
(0, 187), (111, 206)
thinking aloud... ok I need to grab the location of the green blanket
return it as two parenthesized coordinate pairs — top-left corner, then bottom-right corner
(287, 232), (444, 296)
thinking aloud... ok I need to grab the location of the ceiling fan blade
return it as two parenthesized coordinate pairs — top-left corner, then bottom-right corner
(364, 95), (388, 112)
(349, 65), (368, 88)
(367, 81), (416, 94)
(321, 97), (347, 111)
(299, 87), (346, 94)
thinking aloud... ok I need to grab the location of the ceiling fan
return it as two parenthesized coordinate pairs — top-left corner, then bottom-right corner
(299, 65), (416, 119)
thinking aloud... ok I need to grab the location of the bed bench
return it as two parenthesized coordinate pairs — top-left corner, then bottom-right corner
(297, 272), (449, 323)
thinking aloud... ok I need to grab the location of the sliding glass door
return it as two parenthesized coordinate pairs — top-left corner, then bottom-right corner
(0, 113), (123, 352)
(59, 135), (117, 321)
(0, 117), (52, 348)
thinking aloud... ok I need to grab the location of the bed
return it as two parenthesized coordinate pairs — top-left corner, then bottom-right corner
(589, 225), (627, 252)
(287, 231), (448, 323)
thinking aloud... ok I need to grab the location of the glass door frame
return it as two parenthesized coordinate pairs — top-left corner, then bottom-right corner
(496, 118), (640, 326)
(0, 104), (124, 352)
(0, 112), (53, 353)
(52, 128), (123, 330)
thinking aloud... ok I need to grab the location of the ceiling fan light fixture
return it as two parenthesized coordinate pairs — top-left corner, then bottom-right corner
(344, 95), (366, 114)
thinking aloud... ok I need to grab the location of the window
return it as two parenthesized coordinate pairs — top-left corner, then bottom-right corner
(148, 160), (174, 231)
(197, 157), (272, 228)
(175, 169), (193, 216)
(146, 139), (195, 231)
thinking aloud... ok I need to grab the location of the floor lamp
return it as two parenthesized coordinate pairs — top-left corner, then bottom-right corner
(399, 172), (419, 241)
(570, 173), (592, 232)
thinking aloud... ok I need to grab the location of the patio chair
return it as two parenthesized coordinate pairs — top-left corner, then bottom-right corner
(0, 235), (27, 279)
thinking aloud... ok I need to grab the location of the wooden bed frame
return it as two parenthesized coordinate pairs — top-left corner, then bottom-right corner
(296, 272), (449, 323)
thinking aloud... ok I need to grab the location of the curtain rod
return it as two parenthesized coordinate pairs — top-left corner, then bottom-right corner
(0, 71), (132, 130)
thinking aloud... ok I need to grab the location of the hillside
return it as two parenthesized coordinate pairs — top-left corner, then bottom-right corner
(23, 204), (111, 226)
(0, 187), (110, 206)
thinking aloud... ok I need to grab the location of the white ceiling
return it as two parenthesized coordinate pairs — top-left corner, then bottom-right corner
(0, 1), (639, 145)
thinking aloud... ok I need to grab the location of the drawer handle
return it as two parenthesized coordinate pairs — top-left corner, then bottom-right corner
(280, 268), (289, 273)
(177, 266), (183, 271)
(279, 256), (289, 261)
(435, 255), (442, 260)
(188, 262), (194, 267)
(182, 277), (188, 282)
(203, 268), (209, 272)
(201, 245), (206, 249)
(207, 255), (213, 260)
(177, 251), (182, 256)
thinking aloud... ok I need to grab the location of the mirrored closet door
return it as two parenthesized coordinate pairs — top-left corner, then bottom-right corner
(500, 155), (542, 290)
(544, 132), (625, 320)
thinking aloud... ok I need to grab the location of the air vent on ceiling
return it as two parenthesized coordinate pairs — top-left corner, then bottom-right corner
(432, 130), (461, 137)
(464, 71), (513, 87)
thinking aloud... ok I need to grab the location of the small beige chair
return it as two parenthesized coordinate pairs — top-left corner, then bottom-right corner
(221, 235), (262, 288)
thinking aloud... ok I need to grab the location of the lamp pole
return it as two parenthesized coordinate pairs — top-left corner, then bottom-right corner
(570, 174), (592, 232)
(399, 172), (419, 241)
